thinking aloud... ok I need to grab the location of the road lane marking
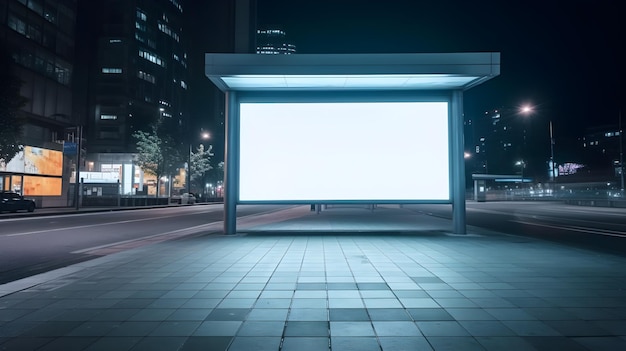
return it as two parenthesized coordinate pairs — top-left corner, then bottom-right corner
(4, 209), (220, 237)
(511, 220), (626, 238)
(71, 221), (224, 254)
(5, 216), (178, 237)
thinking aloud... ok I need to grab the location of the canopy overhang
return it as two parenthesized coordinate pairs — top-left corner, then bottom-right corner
(205, 52), (500, 91)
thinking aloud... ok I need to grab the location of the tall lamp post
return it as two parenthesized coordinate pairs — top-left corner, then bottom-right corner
(187, 131), (210, 195)
(518, 105), (533, 188)
(619, 110), (624, 197)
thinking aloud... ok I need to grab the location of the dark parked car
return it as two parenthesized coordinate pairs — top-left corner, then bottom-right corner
(0, 192), (36, 213)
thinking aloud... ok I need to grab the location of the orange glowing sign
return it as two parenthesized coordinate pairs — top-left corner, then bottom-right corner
(23, 146), (63, 176)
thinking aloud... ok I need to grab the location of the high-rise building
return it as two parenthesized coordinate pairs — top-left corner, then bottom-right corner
(256, 28), (296, 54)
(76, 0), (188, 154)
(74, 0), (189, 195)
(466, 108), (526, 176)
(0, 0), (78, 207)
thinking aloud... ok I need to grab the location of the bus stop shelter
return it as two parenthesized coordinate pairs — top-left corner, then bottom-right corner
(205, 53), (500, 234)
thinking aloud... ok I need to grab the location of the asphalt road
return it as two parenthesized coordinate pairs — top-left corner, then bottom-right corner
(406, 201), (626, 256)
(0, 204), (291, 284)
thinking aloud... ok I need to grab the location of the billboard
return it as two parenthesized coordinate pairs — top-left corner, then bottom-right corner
(239, 101), (450, 202)
(24, 146), (63, 176)
(23, 176), (62, 196)
(1, 146), (63, 176)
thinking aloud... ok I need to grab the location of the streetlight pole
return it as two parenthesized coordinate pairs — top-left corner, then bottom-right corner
(187, 131), (210, 195)
(619, 110), (624, 197)
(187, 143), (192, 195)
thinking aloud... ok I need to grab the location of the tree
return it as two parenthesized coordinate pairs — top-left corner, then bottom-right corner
(133, 126), (181, 197)
(0, 46), (27, 165)
(189, 143), (214, 191)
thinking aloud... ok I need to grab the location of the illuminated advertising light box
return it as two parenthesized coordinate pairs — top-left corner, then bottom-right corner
(23, 146), (63, 176)
(23, 176), (62, 196)
(239, 101), (450, 202)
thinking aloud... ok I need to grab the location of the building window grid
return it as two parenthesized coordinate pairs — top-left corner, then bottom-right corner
(158, 22), (180, 42)
(138, 50), (165, 67)
(10, 45), (72, 86)
(137, 70), (156, 84)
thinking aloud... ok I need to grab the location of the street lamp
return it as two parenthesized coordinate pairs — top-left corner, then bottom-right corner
(187, 131), (210, 195)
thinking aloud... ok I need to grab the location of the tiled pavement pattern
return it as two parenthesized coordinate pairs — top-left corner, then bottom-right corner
(1, 208), (626, 350)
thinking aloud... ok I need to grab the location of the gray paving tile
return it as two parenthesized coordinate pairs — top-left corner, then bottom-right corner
(330, 321), (375, 336)
(125, 336), (187, 351)
(0, 337), (55, 351)
(284, 321), (329, 336)
(237, 321), (285, 336)
(247, 308), (289, 321)
(228, 336), (282, 351)
(254, 298), (291, 308)
(281, 336), (329, 351)
(293, 290), (326, 298)
(445, 308), (497, 321)
(166, 309), (212, 321)
(379, 336), (433, 351)
(474, 336), (536, 351)
(105, 321), (160, 337)
(545, 320), (613, 337)
(367, 308), (411, 321)
(426, 336), (487, 351)
(83, 336), (141, 351)
(193, 321), (242, 336)
(357, 283), (389, 290)
(148, 321), (201, 336)
(458, 320), (516, 337)
(19, 321), (83, 337)
(331, 336), (379, 351)
(128, 309), (176, 321)
(36, 336), (99, 351)
(329, 308), (368, 321)
(417, 321), (470, 336)
(327, 283), (358, 290)
(502, 320), (562, 337)
(523, 336), (589, 351)
(363, 298), (402, 308)
(327, 298), (364, 309)
(292, 298), (327, 308)
(205, 308), (250, 321)
(67, 321), (120, 336)
(372, 321), (421, 337)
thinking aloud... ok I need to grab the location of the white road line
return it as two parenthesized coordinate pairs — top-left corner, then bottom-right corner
(511, 220), (626, 238)
(71, 221), (223, 254)
(5, 212), (206, 237)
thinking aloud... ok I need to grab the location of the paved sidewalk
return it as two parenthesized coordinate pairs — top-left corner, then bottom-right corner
(1, 205), (625, 350)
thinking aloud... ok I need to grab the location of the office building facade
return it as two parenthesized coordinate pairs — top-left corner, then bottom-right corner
(0, 0), (77, 207)
(74, 0), (189, 195)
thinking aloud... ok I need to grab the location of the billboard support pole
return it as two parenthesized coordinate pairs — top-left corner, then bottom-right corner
(224, 91), (238, 234)
(451, 90), (466, 234)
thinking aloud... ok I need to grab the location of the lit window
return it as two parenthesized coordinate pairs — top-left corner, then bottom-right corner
(102, 67), (122, 74)
(109, 39), (122, 43)
(137, 70), (156, 84)
(136, 9), (147, 21)
(138, 50), (165, 67)
(100, 114), (117, 120)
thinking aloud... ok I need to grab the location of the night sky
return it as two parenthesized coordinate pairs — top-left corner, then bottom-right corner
(256, 0), (623, 141)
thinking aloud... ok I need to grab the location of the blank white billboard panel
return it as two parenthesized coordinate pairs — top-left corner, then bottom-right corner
(239, 102), (449, 202)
